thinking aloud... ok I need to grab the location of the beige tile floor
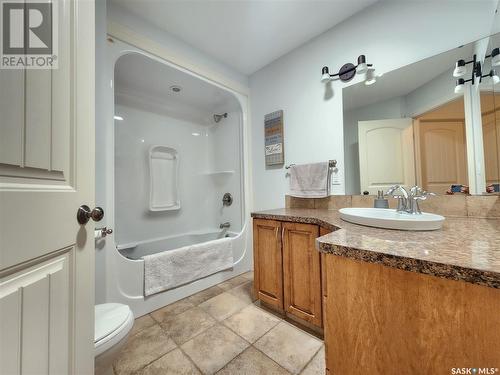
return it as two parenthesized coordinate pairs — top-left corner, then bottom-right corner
(113, 272), (325, 375)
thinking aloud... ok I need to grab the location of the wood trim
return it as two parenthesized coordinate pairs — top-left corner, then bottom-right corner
(282, 222), (322, 327)
(324, 255), (500, 373)
(319, 227), (331, 369)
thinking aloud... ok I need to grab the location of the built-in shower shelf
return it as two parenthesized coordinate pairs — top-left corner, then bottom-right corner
(202, 170), (235, 177)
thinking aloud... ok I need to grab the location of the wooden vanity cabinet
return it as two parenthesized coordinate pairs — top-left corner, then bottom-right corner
(282, 222), (322, 327)
(253, 219), (284, 309)
(253, 218), (329, 329)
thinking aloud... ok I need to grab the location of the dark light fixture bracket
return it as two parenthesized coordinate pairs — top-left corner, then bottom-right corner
(338, 63), (357, 81)
(454, 47), (499, 89)
(321, 54), (373, 83)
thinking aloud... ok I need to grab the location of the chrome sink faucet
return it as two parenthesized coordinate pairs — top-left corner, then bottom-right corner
(386, 185), (409, 213)
(386, 185), (435, 214)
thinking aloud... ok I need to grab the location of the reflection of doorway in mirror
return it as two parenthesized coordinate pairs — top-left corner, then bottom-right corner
(358, 119), (415, 195)
(413, 98), (468, 195)
(480, 93), (500, 187)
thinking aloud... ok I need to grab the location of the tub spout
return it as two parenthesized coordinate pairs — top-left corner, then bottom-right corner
(220, 222), (231, 229)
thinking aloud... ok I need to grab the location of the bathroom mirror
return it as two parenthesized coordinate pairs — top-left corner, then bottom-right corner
(480, 33), (500, 193)
(343, 32), (500, 196)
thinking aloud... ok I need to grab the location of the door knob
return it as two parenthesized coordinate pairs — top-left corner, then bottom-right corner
(77, 205), (104, 225)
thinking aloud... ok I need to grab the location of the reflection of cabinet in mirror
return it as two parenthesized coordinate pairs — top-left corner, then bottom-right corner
(480, 93), (500, 185)
(414, 98), (468, 194)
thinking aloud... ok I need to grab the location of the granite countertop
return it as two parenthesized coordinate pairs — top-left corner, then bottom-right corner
(251, 208), (500, 289)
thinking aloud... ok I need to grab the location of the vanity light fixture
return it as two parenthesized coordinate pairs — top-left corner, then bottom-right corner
(453, 47), (500, 92)
(321, 55), (373, 83)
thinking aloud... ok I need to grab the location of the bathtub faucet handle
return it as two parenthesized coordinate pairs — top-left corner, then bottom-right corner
(220, 222), (231, 229)
(222, 193), (233, 206)
(97, 226), (113, 237)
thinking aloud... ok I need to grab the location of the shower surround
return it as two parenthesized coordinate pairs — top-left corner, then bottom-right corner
(96, 38), (252, 317)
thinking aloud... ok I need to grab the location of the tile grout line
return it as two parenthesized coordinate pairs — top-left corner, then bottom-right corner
(177, 322), (249, 375)
(198, 294), (252, 322)
(118, 276), (257, 374)
(250, 344), (294, 375)
(296, 344), (324, 375)
(221, 307), (282, 346)
(134, 344), (180, 374)
(250, 320), (324, 375)
(157, 311), (217, 346)
(114, 339), (179, 375)
(176, 343), (206, 375)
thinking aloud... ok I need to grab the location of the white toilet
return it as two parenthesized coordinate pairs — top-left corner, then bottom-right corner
(94, 303), (134, 375)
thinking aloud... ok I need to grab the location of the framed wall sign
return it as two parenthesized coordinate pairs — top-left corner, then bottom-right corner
(264, 110), (284, 166)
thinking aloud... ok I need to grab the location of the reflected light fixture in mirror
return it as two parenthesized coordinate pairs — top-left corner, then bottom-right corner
(453, 46), (500, 92)
(453, 59), (467, 77)
(454, 78), (465, 93)
(490, 69), (500, 84)
(492, 47), (500, 66)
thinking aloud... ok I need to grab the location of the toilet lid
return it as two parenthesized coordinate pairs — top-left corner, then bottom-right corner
(95, 303), (132, 343)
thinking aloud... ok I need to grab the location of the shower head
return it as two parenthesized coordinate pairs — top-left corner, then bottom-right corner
(213, 113), (228, 123)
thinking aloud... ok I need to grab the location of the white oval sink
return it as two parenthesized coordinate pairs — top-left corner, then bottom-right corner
(339, 207), (445, 231)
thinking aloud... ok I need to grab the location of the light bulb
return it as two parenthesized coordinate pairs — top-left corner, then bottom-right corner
(491, 70), (500, 85)
(321, 66), (331, 83)
(364, 69), (376, 85)
(453, 59), (467, 77)
(357, 63), (368, 75)
(321, 73), (331, 83)
(454, 78), (465, 94)
(357, 55), (368, 74)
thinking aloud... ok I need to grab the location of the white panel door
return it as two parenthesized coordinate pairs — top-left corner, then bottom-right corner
(358, 118), (416, 194)
(0, 1), (95, 374)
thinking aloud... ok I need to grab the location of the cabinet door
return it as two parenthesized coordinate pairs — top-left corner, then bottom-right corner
(282, 222), (322, 326)
(253, 219), (283, 309)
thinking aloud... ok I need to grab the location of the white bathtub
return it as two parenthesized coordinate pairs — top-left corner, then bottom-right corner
(117, 230), (237, 260)
(105, 227), (251, 317)
(101, 39), (253, 318)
